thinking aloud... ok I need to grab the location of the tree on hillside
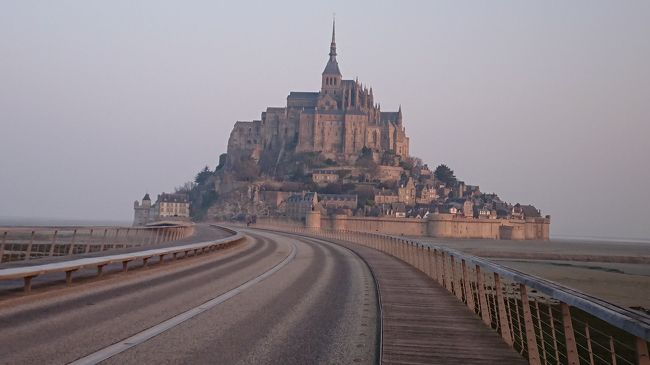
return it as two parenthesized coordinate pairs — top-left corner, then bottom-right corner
(434, 164), (457, 186)
(175, 181), (196, 194)
(356, 147), (378, 175)
(355, 185), (375, 208)
(195, 166), (212, 185)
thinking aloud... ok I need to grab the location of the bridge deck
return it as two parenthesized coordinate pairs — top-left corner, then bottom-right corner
(344, 243), (528, 365)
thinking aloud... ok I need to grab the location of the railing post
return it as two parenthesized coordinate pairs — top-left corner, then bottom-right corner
(636, 338), (650, 365)
(520, 284), (541, 365)
(114, 228), (120, 248)
(133, 228), (140, 246)
(125, 228), (131, 247)
(68, 229), (77, 255)
(140, 228), (145, 244)
(426, 247), (433, 278)
(548, 306), (561, 365)
(609, 337), (617, 365)
(504, 292), (516, 347)
(462, 259), (475, 312)
(49, 230), (58, 256)
(0, 231), (6, 263)
(450, 255), (459, 298)
(100, 229), (108, 251)
(494, 273), (514, 346)
(412, 243), (418, 268)
(455, 257), (464, 301)
(394, 237), (399, 257)
(513, 293), (523, 352)
(411, 243), (417, 267)
(415, 243), (420, 269)
(26, 230), (35, 260)
(433, 249), (440, 285)
(534, 299), (548, 365)
(561, 303), (580, 365)
(405, 241), (410, 263)
(419, 245), (426, 272)
(440, 250), (448, 289)
(476, 265), (491, 326)
(86, 229), (93, 253)
(585, 323), (595, 365)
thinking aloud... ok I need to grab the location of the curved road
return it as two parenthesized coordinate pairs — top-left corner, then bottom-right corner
(0, 228), (378, 364)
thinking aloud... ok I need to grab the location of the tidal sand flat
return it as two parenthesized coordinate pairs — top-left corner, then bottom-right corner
(417, 237), (650, 310)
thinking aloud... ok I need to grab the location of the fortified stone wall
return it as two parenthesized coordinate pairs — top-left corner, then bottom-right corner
(321, 215), (428, 236)
(257, 214), (550, 240)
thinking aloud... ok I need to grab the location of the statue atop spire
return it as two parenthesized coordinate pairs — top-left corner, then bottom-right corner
(330, 14), (336, 58)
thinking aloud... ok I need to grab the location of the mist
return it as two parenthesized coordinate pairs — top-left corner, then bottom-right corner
(1, 1), (649, 239)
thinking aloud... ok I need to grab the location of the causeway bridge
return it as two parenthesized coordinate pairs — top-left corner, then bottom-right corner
(0, 223), (648, 364)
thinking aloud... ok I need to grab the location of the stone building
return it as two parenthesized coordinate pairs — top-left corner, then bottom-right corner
(312, 169), (340, 185)
(376, 165), (404, 182)
(226, 20), (409, 170)
(398, 179), (416, 206)
(375, 189), (399, 204)
(285, 192), (318, 220)
(133, 192), (190, 226)
(319, 194), (358, 210)
(416, 185), (437, 205)
(133, 193), (152, 226)
(156, 193), (190, 218)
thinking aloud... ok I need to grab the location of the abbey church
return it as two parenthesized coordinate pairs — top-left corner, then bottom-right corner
(226, 20), (410, 170)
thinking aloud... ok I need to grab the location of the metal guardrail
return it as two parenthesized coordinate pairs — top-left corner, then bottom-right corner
(0, 228), (243, 292)
(0, 224), (194, 264)
(261, 225), (650, 365)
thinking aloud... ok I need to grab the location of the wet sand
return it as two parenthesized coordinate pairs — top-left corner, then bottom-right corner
(415, 237), (650, 310)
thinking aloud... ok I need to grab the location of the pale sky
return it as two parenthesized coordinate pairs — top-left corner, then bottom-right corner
(1, 1), (649, 239)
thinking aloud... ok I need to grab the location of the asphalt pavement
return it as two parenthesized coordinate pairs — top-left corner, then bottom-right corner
(0, 228), (378, 364)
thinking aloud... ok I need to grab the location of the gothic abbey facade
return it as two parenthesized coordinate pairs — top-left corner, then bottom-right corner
(226, 21), (410, 170)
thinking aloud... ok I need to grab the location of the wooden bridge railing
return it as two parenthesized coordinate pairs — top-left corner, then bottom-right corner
(260, 225), (650, 365)
(0, 224), (194, 264)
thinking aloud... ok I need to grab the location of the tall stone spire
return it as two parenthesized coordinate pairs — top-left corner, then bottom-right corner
(322, 16), (341, 77)
(330, 16), (337, 59)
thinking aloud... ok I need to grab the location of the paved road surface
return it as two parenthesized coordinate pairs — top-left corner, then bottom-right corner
(0, 229), (377, 364)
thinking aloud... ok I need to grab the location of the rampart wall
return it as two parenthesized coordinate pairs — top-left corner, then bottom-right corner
(257, 213), (550, 240)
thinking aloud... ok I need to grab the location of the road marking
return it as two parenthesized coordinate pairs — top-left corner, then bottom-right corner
(69, 241), (297, 365)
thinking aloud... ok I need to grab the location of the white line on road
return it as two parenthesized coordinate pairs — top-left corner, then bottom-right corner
(68, 241), (298, 365)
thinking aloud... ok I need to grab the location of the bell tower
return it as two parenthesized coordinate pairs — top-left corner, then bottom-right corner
(321, 17), (342, 95)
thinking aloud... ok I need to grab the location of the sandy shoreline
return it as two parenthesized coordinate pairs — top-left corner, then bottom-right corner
(414, 237), (650, 310)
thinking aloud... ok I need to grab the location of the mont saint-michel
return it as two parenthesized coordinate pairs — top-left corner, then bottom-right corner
(136, 21), (550, 240)
(5, 5), (650, 364)
(227, 21), (409, 168)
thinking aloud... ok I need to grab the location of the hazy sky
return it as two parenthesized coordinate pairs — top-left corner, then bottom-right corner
(1, 1), (649, 239)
